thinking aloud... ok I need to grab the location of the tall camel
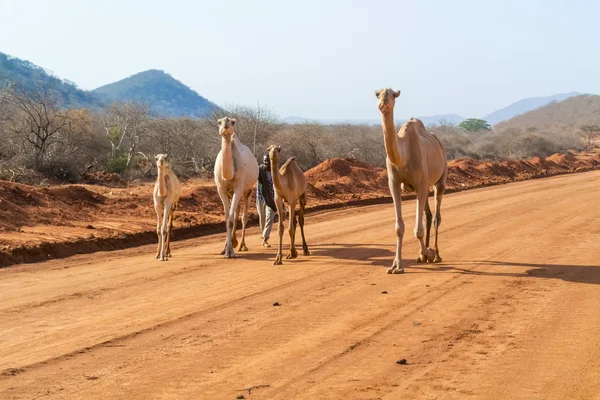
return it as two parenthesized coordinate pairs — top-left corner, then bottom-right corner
(375, 88), (448, 274)
(267, 145), (310, 265)
(214, 117), (259, 258)
(153, 154), (181, 261)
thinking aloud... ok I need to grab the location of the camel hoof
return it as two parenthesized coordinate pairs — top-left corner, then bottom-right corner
(434, 256), (443, 263)
(155, 254), (160, 259)
(416, 257), (423, 263)
(286, 250), (298, 259)
(274, 255), (283, 265)
(303, 250), (310, 256)
(238, 245), (248, 252)
(426, 248), (436, 263)
(223, 247), (237, 258)
(387, 266), (404, 274)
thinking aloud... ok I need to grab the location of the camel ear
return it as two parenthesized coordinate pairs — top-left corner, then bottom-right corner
(164, 154), (168, 160)
(155, 155), (159, 161)
(375, 90), (381, 98)
(230, 119), (236, 126)
(393, 90), (401, 98)
(217, 119), (223, 126)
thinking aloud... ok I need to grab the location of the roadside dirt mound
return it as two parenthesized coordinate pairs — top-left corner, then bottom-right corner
(1, 151), (599, 266)
(305, 158), (388, 196)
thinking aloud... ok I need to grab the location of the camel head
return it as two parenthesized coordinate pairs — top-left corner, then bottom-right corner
(217, 117), (236, 139)
(267, 145), (281, 162)
(375, 88), (401, 114)
(155, 154), (169, 171)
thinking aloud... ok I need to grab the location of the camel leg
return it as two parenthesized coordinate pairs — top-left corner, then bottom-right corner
(298, 193), (310, 256)
(274, 198), (285, 265)
(231, 201), (240, 249)
(217, 188), (231, 255)
(166, 208), (173, 257)
(237, 191), (251, 251)
(387, 178), (405, 274)
(286, 201), (298, 259)
(424, 199), (432, 249)
(415, 185), (435, 263)
(224, 190), (243, 258)
(155, 202), (164, 259)
(432, 182), (446, 263)
(160, 202), (171, 261)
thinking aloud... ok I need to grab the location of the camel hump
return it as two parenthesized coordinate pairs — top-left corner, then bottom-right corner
(280, 157), (297, 174)
(408, 117), (426, 130)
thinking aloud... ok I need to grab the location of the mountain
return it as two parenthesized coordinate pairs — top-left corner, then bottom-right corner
(494, 94), (600, 131)
(0, 51), (219, 117)
(92, 70), (219, 117)
(484, 92), (581, 125)
(0, 51), (102, 109)
(283, 114), (465, 126)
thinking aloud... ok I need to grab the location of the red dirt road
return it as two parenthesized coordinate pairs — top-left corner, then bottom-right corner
(1, 171), (600, 399)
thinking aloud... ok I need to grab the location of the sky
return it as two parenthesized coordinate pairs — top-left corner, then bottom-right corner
(1, 0), (599, 120)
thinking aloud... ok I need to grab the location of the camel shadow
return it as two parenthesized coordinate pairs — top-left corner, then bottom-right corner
(309, 243), (397, 268)
(409, 260), (600, 285)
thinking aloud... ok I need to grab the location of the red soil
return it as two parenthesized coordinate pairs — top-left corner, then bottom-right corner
(0, 151), (599, 266)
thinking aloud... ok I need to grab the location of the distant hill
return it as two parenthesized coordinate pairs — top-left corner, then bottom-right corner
(495, 94), (600, 131)
(484, 92), (580, 125)
(283, 114), (465, 126)
(92, 70), (219, 117)
(0, 51), (102, 109)
(0, 51), (219, 117)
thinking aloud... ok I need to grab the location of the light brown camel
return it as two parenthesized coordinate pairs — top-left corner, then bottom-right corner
(153, 154), (181, 261)
(214, 117), (259, 258)
(267, 145), (310, 265)
(375, 88), (448, 274)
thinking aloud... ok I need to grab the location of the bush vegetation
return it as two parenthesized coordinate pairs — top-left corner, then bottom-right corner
(0, 81), (589, 184)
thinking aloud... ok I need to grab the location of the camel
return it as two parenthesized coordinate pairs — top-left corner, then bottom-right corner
(214, 117), (259, 258)
(267, 145), (310, 265)
(375, 88), (448, 274)
(153, 154), (181, 261)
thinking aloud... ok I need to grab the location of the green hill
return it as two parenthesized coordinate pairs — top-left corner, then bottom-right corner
(92, 69), (219, 117)
(0, 52), (219, 117)
(0, 52), (102, 109)
(495, 94), (600, 131)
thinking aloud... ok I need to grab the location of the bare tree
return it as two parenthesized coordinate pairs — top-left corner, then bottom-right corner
(5, 82), (71, 168)
(102, 102), (149, 172)
(581, 125), (600, 149)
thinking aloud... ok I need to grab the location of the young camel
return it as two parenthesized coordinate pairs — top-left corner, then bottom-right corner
(267, 145), (310, 265)
(214, 117), (259, 258)
(375, 88), (448, 274)
(153, 154), (181, 261)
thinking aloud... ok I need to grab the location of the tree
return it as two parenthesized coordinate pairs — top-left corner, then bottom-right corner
(458, 118), (491, 133)
(5, 82), (71, 168)
(102, 102), (149, 173)
(580, 125), (600, 149)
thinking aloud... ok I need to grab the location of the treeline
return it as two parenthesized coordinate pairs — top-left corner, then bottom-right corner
(0, 82), (587, 184)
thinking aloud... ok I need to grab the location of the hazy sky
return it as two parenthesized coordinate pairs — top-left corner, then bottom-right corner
(1, 0), (598, 119)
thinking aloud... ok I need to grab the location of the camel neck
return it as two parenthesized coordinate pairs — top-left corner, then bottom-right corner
(381, 111), (406, 168)
(221, 137), (235, 180)
(157, 168), (168, 197)
(269, 157), (283, 192)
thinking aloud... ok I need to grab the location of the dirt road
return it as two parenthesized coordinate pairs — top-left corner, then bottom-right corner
(1, 171), (600, 399)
